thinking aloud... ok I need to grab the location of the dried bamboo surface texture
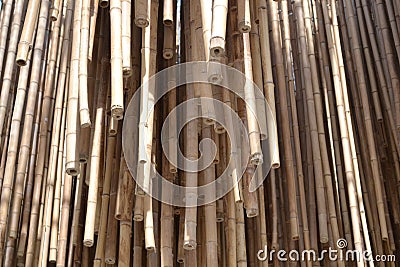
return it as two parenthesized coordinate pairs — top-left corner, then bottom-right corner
(0, 0), (398, 266)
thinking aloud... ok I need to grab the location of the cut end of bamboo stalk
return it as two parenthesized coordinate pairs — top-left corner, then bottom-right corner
(99, 0), (109, 8)
(49, 249), (57, 263)
(105, 258), (116, 264)
(183, 241), (196, 250)
(163, 19), (173, 27)
(246, 208), (259, 218)
(260, 133), (267, 140)
(111, 106), (124, 120)
(79, 154), (88, 164)
(170, 166), (177, 173)
(50, 9), (59, 21)
(250, 153), (263, 165)
(66, 166), (80, 176)
(135, 17), (150, 28)
(133, 214), (144, 221)
(216, 213), (224, 222)
(238, 21), (251, 33)
(271, 162), (280, 169)
(123, 67), (132, 77)
(16, 42), (31, 66)
(177, 258), (184, 263)
(210, 37), (226, 57)
(203, 118), (215, 126)
(208, 73), (223, 84)
(214, 124), (226, 134)
(163, 49), (174, 59)
(320, 236), (329, 244)
(83, 239), (94, 247)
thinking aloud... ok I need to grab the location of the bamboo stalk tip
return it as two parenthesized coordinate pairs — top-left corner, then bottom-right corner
(163, 19), (173, 27)
(183, 241), (197, 250)
(99, 0), (109, 8)
(238, 22), (251, 33)
(50, 9), (58, 21)
(66, 167), (80, 176)
(250, 153), (263, 165)
(16, 42), (30, 66)
(135, 17), (150, 28)
(123, 67), (132, 77)
(105, 258), (116, 265)
(271, 162), (280, 169)
(163, 49), (174, 60)
(83, 239), (94, 247)
(133, 214), (144, 221)
(246, 208), (259, 218)
(177, 258), (184, 263)
(111, 106), (124, 120)
(210, 37), (226, 57)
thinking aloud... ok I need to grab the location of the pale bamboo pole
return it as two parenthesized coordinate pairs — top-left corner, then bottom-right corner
(0, 52), (31, 255)
(237, 0), (250, 33)
(83, 62), (107, 246)
(135, 0), (150, 27)
(210, 0), (228, 57)
(0, 0), (14, 75)
(109, 0), (124, 120)
(79, 0), (92, 127)
(0, 0), (28, 144)
(66, 0), (82, 175)
(88, 0), (99, 60)
(50, 0), (61, 20)
(16, 0), (40, 65)
(121, 0), (131, 76)
(49, 97), (67, 262)
(16, 73), (44, 263)
(269, 0), (300, 241)
(257, 0), (280, 168)
(163, 0), (173, 26)
(137, 0), (158, 192)
(144, 193), (156, 251)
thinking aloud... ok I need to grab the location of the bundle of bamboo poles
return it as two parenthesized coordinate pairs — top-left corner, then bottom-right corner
(0, 0), (399, 266)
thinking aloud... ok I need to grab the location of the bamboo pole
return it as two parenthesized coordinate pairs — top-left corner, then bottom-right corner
(16, 0), (40, 65)
(109, 0), (124, 119)
(210, 0), (228, 57)
(135, 0), (150, 27)
(121, 0), (131, 76)
(163, 0), (173, 26)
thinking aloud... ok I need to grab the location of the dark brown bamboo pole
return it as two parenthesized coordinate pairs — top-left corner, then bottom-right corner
(16, 0), (40, 65)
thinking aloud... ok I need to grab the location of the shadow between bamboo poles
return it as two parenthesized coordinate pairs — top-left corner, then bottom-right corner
(16, 0), (40, 65)
(0, 0), (27, 148)
(110, 0), (124, 119)
(269, 0), (300, 241)
(256, 0), (280, 168)
(210, 0), (228, 57)
(66, 0), (82, 176)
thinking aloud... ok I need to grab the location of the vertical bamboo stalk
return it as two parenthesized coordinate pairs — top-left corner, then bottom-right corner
(121, 0), (131, 76)
(109, 0), (124, 119)
(210, 0), (228, 57)
(237, 0), (251, 33)
(135, 0), (150, 27)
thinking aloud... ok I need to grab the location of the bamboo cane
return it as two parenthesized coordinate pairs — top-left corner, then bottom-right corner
(122, 0), (131, 76)
(135, 0), (150, 27)
(88, 0), (99, 61)
(0, 0), (28, 147)
(0, 0), (14, 75)
(163, 0), (174, 26)
(237, 0), (251, 33)
(163, 25), (174, 59)
(16, 0), (40, 65)
(210, 0), (228, 57)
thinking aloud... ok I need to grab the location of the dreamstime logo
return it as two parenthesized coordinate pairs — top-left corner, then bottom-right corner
(122, 61), (278, 207)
